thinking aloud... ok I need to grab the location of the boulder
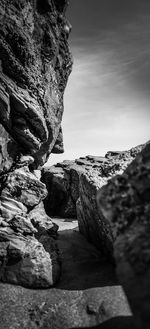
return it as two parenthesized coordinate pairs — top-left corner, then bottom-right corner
(0, 156), (61, 288)
(0, 226), (60, 288)
(29, 202), (59, 238)
(42, 143), (145, 256)
(97, 141), (150, 328)
(0, 165), (47, 209)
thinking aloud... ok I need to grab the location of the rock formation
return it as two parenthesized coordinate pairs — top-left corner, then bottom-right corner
(97, 141), (150, 329)
(42, 143), (145, 257)
(43, 141), (150, 327)
(0, 0), (72, 288)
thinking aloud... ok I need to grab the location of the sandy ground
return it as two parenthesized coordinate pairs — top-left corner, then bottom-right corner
(0, 218), (134, 329)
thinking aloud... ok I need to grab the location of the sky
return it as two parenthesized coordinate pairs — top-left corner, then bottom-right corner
(48, 0), (150, 165)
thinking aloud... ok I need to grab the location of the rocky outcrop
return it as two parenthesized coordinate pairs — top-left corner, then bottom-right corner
(0, 153), (60, 288)
(42, 143), (145, 257)
(0, 0), (72, 287)
(0, 0), (72, 166)
(97, 141), (150, 329)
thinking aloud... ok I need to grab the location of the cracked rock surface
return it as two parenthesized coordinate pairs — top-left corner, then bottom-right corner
(97, 141), (150, 329)
(0, 0), (72, 166)
(42, 143), (145, 257)
(0, 0), (72, 288)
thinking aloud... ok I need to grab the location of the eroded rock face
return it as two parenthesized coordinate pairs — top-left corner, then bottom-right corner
(0, 0), (72, 288)
(0, 155), (60, 288)
(42, 144), (145, 257)
(0, 0), (72, 166)
(97, 141), (150, 328)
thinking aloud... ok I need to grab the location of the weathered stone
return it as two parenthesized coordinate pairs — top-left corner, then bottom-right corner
(42, 143), (145, 256)
(0, 124), (19, 175)
(29, 202), (59, 238)
(0, 166), (47, 209)
(0, 0), (72, 289)
(9, 214), (37, 236)
(0, 146), (61, 288)
(97, 141), (150, 328)
(51, 126), (64, 154)
(0, 195), (28, 221)
(0, 0), (72, 166)
(0, 226), (60, 288)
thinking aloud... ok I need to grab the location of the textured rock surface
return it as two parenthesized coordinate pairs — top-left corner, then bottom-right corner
(0, 227), (60, 288)
(0, 0), (72, 287)
(97, 141), (150, 329)
(0, 218), (133, 329)
(0, 0), (72, 166)
(42, 143), (145, 256)
(0, 156), (60, 288)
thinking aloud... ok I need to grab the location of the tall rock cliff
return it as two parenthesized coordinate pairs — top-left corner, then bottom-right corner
(0, 0), (72, 288)
(0, 0), (72, 166)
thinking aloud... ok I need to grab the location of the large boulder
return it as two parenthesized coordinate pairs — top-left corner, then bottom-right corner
(42, 144), (145, 256)
(97, 141), (150, 328)
(0, 226), (60, 288)
(0, 156), (60, 288)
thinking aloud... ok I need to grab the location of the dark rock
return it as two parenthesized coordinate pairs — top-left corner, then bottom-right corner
(42, 162), (80, 218)
(0, 0), (72, 288)
(0, 0), (72, 167)
(42, 144), (145, 256)
(96, 141), (150, 328)
(0, 142), (61, 288)
(0, 226), (60, 288)
(0, 157), (61, 288)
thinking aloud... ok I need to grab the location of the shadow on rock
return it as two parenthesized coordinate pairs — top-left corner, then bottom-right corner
(55, 228), (118, 291)
(71, 315), (135, 329)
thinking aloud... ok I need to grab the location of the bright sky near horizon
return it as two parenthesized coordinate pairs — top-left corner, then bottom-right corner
(48, 0), (150, 166)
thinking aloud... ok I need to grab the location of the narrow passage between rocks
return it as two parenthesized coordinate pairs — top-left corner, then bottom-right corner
(0, 218), (133, 329)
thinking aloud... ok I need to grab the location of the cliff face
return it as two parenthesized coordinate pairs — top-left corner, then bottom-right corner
(0, 0), (72, 166)
(0, 0), (72, 288)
